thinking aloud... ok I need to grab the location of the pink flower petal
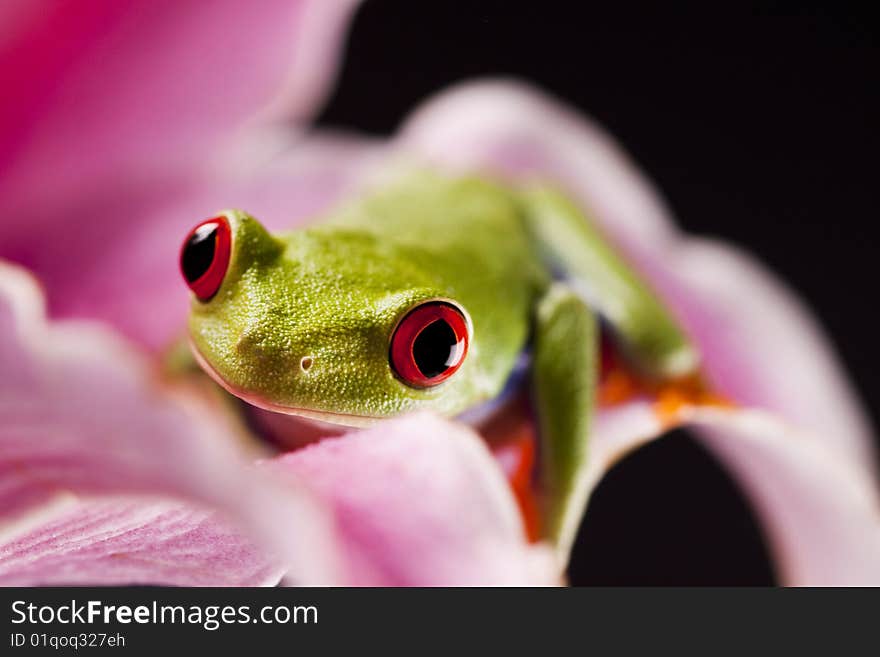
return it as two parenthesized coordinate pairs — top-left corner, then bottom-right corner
(694, 408), (880, 586)
(0, 260), (337, 584)
(587, 403), (880, 585)
(0, 496), (283, 586)
(0, 0), (358, 212)
(272, 413), (557, 586)
(647, 241), (875, 470)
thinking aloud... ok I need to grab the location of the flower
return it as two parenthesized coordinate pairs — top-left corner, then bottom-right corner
(1, 1), (877, 585)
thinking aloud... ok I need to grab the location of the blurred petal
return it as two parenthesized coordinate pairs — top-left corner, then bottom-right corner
(695, 409), (880, 586)
(258, 0), (363, 125)
(647, 240), (875, 469)
(0, 259), (338, 584)
(396, 79), (673, 243)
(587, 403), (880, 585)
(0, 497), (283, 586)
(0, 0), (358, 208)
(273, 413), (558, 586)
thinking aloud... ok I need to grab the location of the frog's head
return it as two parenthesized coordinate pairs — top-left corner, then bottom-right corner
(179, 211), (479, 426)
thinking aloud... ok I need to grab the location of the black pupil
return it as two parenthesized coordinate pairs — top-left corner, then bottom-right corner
(181, 223), (218, 282)
(412, 319), (458, 378)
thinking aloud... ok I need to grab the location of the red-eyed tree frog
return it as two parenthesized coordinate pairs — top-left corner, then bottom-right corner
(179, 171), (698, 554)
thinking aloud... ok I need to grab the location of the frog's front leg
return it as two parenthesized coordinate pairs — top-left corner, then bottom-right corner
(531, 282), (598, 558)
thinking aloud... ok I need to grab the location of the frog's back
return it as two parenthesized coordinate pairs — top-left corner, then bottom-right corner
(324, 171), (547, 292)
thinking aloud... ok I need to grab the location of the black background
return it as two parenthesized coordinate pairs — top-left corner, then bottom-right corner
(315, 1), (878, 585)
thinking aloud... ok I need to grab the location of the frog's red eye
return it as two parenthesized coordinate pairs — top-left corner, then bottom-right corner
(390, 302), (470, 388)
(180, 216), (231, 301)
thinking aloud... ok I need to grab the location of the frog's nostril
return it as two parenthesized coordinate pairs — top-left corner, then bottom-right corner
(300, 356), (314, 372)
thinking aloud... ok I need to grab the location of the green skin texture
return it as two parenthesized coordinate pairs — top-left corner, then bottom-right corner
(188, 172), (697, 553)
